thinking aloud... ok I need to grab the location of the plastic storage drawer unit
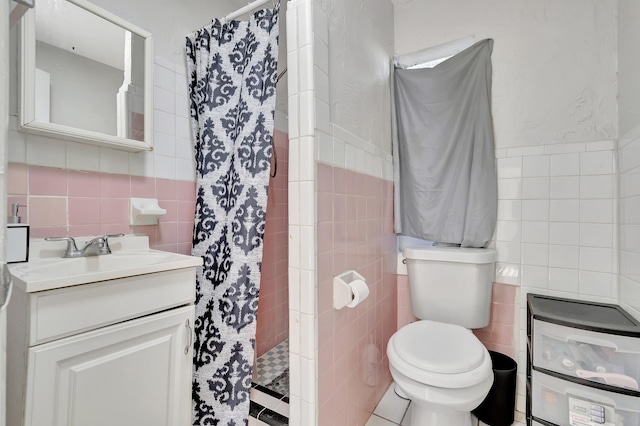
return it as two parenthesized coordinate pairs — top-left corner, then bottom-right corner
(532, 370), (640, 426)
(527, 294), (640, 426)
(533, 320), (640, 392)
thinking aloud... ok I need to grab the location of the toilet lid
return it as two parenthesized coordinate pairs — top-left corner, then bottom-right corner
(392, 321), (485, 374)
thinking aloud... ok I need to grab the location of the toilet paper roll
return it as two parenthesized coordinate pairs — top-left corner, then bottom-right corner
(346, 279), (369, 308)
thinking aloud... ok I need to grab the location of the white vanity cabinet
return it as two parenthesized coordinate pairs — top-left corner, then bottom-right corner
(26, 305), (193, 426)
(7, 237), (201, 426)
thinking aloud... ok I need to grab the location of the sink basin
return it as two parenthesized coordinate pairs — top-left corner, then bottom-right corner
(9, 236), (202, 292)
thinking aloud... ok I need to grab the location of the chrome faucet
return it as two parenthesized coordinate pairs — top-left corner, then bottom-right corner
(45, 234), (125, 258)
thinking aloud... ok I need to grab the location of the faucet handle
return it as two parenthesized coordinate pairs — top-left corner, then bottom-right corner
(44, 236), (80, 258)
(100, 233), (125, 254)
(103, 233), (125, 239)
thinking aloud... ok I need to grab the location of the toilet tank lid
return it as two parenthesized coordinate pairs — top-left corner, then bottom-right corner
(403, 246), (496, 264)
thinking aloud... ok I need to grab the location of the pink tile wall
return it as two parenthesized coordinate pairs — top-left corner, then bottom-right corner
(317, 163), (397, 426)
(396, 278), (517, 358)
(256, 130), (289, 357)
(7, 163), (196, 254)
(473, 283), (517, 358)
(396, 274), (416, 330)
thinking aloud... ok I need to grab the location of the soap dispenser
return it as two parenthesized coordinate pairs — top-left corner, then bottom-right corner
(6, 203), (29, 263)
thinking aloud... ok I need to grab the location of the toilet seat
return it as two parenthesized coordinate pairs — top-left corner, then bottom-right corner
(388, 320), (492, 389)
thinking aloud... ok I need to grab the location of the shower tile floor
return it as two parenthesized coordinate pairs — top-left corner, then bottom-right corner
(256, 339), (289, 396)
(250, 339), (289, 425)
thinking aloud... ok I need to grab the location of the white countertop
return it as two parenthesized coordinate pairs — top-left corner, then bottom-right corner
(9, 235), (202, 293)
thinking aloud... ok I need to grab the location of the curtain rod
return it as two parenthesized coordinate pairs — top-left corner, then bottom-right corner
(223, 0), (272, 22)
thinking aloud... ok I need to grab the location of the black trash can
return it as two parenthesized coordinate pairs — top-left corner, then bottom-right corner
(472, 351), (517, 426)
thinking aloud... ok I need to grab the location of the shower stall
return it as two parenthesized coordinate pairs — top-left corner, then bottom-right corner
(254, 123), (290, 397)
(250, 0), (290, 399)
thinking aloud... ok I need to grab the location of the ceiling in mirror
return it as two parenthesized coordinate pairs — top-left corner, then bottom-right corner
(36, 0), (126, 70)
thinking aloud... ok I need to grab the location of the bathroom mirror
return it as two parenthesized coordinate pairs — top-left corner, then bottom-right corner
(19, 0), (154, 152)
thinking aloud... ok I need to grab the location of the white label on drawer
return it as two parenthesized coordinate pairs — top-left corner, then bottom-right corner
(568, 397), (616, 426)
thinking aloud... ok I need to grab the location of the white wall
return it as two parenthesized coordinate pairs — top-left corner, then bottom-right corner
(37, 41), (122, 135)
(395, 0), (618, 149)
(618, 0), (640, 319)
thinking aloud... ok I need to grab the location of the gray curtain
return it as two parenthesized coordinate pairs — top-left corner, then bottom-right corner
(185, 3), (279, 425)
(393, 39), (497, 248)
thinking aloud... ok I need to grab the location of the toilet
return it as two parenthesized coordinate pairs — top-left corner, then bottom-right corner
(387, 246), (497, 426)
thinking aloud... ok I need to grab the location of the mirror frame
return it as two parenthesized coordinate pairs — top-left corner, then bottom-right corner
(19, 0), (154, 152)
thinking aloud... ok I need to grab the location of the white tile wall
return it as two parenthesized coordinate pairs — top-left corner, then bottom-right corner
(100, 147), (130, 174)
(325, 123), (393, 181)
(620, 133), (640, 319)
(286, 1), (317, 424)
(497, 140), (620, 411)
(66, 142), (100, 171)
(494, 141), (617, 301)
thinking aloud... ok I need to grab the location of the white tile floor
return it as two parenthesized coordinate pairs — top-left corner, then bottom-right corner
(366, 383), (527, 426)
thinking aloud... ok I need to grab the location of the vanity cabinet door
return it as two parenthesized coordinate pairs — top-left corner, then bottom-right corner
(23, 305), (194, 426)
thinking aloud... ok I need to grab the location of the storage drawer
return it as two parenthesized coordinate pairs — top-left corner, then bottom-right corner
(533, 319), (640, 392)
(532, 420), (555, 426)
(532, 370), (640, 426)
(28, 268), (196, 346)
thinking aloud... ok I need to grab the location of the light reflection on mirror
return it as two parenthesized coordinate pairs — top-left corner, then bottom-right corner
(34, 0), (145, 141)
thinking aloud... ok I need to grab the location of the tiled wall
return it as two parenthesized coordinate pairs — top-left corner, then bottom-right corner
(7, 162), (196, 253)
(287, 1), (395, 424)
(471, 284), (517, 358)
(494, 142), (617, 300)
(619, 130), (640, 318)
(286, 2), (319, 422)
(396, 275), (414, 330)
(618, 0), (640, 320)
(317, 164), (396, 426)
(492, 141), (618, 416)
(256, 130), (290, 357)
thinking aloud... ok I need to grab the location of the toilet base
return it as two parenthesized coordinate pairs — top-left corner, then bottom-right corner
(408, 400), (474, 426)
(394, 384), (409, 400)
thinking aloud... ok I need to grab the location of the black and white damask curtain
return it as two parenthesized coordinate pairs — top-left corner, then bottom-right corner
(186, 4), (279, 424)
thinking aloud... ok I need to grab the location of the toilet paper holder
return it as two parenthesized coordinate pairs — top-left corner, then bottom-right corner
(333, 270), (369, 310)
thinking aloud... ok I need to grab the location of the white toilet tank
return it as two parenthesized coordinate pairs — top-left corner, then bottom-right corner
(403, 246), (496, 329)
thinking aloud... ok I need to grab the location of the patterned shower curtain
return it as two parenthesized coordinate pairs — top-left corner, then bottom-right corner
(185, 4), (279, 425)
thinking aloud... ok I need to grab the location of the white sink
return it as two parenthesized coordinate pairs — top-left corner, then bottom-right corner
(9, 235), (202, 292)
